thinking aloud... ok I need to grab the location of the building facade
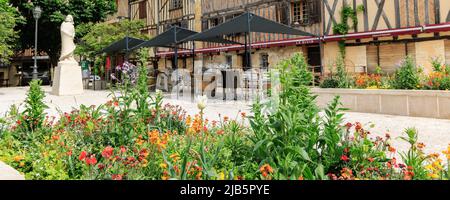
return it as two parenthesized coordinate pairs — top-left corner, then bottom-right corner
(125, 0), (450, 77)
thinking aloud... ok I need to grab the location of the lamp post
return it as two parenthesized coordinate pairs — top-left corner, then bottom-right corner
(32, 6), (42, 80)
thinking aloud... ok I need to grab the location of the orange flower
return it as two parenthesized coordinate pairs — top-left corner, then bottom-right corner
(170, 153), (180, 162)
(417, 143), (426, 149)
(259, 164), (274, 178)
(223, 116), (229, 122)
(241, 112), (246, 118)
(388, 146), (396, 153)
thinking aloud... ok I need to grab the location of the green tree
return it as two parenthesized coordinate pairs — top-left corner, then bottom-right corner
(75, 19), (149, 59)
(11, 0), (117, 66)
(0, 0), (23, 63)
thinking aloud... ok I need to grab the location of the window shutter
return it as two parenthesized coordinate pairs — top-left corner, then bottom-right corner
(276, 3), (289, 25)
(139, 1), (147, 19)
(307, 0), (321, 24)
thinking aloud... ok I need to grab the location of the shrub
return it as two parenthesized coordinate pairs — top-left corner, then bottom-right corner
(392, 56), (420, 89)
(320, 77), (340, 88)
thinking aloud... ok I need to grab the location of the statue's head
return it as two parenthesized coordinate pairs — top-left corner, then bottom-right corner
(65, 15), (74, 23)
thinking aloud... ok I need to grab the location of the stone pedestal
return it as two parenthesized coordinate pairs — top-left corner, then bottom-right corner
(52, 61), (84, 96)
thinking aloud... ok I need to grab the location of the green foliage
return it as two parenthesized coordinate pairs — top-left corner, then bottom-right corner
(398, 128), (429, 179)
(21, 80), (48, 133)
(392, 56), (420, 89)
(0, 0), (24, 63)
(248, 53), (348, 180)
(335, 55), (351, 88)
(333, 4), (360, 35)
(431, 57), (443, 72)
(11, 0), (117, 64)
(320, 77), (340, 88)
(75, 19), (149, 59)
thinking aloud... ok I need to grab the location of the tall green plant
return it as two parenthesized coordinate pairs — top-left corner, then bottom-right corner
(392, 56), (420, 89)
(22, 80), (48, 132)
(249, 53), (347, 180)
(335, 55), (351, 88)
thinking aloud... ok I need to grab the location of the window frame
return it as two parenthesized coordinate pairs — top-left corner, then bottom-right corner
(291, 0), (310, 25)
(170, 0), (183, 10)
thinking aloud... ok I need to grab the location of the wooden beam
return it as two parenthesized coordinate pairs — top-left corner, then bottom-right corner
(425, 0), (429, 24)
(324, 0), (338, 35)
(414, 0), (420, 26)
(363, 0), (368, 31)
(372, 0), (391, 30)
(394, 0), (400, 28)
(435, 0), (440, 24)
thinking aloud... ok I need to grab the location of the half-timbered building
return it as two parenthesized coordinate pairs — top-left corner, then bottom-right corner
(124, 0), (450, 76)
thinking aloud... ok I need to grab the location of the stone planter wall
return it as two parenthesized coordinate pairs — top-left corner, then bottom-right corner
(312, 88), (450, 119)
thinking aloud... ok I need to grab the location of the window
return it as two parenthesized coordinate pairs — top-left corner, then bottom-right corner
(292, 0), (309, 25)
(260, 54), (269, 69)
(139, 1), (147, 19)
(210, 17), (222, 28)
(171, 0), (183, 10)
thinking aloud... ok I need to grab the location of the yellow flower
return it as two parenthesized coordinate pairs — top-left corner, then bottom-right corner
(160, 163), (168, 169)
(432, 160), (443, 171)
(140, 159), (148, 167)
(425, 164), (434, 171)
(13, 156), (23, 162)
(428, 173), (440, 179)
(19, 162), (25, 167)
(218, 172), (225, 180)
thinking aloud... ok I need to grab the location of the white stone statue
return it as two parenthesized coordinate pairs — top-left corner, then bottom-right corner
(52, 14), (84, 96)
(59, 15), (76, 62)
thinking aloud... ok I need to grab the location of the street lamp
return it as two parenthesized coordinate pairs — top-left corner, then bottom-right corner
(32, 6), (42, 80)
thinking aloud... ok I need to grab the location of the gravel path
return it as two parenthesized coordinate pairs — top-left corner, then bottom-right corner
(1, 86), (449, 179)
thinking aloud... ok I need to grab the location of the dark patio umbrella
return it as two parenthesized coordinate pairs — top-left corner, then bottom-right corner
(183, 12), (318, 69)
(100, 36), (146, 55)
(132, 26), (239, 98)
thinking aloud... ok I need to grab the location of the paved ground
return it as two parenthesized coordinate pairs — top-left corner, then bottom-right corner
(1, 86), (450, 179)
(0, 161), (25, 180)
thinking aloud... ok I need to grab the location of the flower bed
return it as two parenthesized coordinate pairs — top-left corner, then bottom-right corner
(320, 56), (450, 91)
(0, 54), (449, 180)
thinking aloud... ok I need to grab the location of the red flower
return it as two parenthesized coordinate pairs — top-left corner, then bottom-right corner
(66, 150), (73, 156)
(86, 155), (97, 165)
(340, 155), (350, 162)
(113, 101), (119, 107)
(112, 174), (123, 180)
(101, 146), (114, 159)
(98, 164), (105, 170)
(367, 157), (374, 163)
(16, 120), (21, 125)
(120, 146), (127, 153)
(79, 151), (87, 161)
(345, 122), (353, 129)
